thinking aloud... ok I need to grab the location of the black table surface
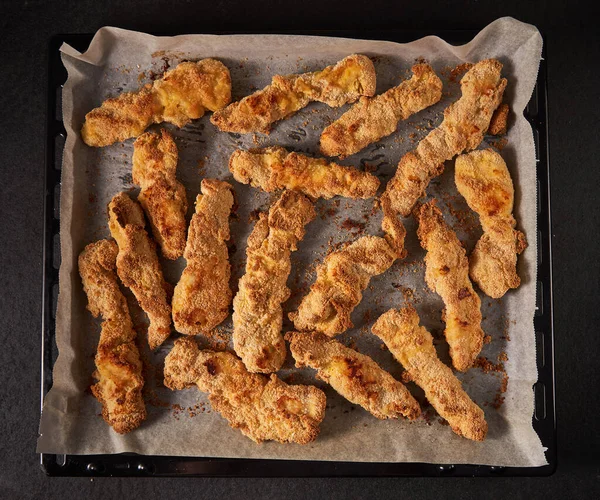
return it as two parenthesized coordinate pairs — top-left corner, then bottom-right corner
(1, 0), (598, 498)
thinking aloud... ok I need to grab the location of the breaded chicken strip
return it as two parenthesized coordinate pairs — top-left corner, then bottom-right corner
(172, 179), (234, 335)
(108, 192), (172, 350)
(286, 331), (420, 420)
(383, 59), (507, 217)
(211, 54), (376, 134)
(416, 201), (484, 372)
(164, 337), (326, 444)
(320, 63), (443, 158)
(132, 129), (187, 260)
(82, 59), (231, 147)
(229, 146), (379, 199)
(455, 149), (527, 298)
(372, 306), (487, 441)
(233, 190), (316, 373)
(488, 103), (509, 136)
(289, 236), (398, 337)
(79, 240), (146, 434)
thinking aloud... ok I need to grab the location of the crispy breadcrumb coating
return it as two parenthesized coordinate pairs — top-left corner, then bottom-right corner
(286, 331), (420, 420)
(164, 337), (326, 444)
(455, 149), (527, 298)
(320, 63), (443, 158)
(488, 103), (509, 136)
(233, 190), (316, 373)
(108, 192), (172, 350)
(416, 201), (484, 372)
(172, 179), (234, 335)
(82, 59), (231, 147)
(372, 306), (487, 441)
(229, 146), (379, 199)
(211, 54), (376, 134)
(79, 239), (146, 434)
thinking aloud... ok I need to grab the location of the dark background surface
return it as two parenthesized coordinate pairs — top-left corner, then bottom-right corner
(0, 0), (598, 498)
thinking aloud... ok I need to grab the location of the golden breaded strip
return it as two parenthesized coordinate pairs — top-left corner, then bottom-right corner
(416, 201), (484, 372)
(488, 103), (509, 135)
(79, 240), (146, 434)
(455, 149), (527, 298)
(233, 190), (316, 373)
(229, 146), (380, 199)
(132, 129), (188, 260)
(384, 59), (507, 217)
(164, 337), (326, 444)
(172, 179), (234, 335)
(289, 236), (398, 337)
(82, 59), (231, 147)
(372, 306), (487, 441)
(108, 192), (172, 350)
(211, 54), (376, 134)
(286, 331), (420, 420)
(320, 63), (443, 158)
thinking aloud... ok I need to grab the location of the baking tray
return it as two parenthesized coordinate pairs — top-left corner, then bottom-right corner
(40, 30), (555, 477)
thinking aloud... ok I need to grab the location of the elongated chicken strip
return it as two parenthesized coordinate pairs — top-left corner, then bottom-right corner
(172, 179), (234, 335)
(108, 192), (172, 350)
(320, 63), (443, 158)
(82, 59), (231, 147)
(79, 240), (146, 434)
(416, 201), (484, 372)
(229, 146), (379, 199)
(211, 54), (376, 134)
(286, 331), (420, 420)
(455, 149), (527, 298)
(289, 236), (398, 337)
(372, 306), (487, 441)
(383, 59), (507, 217)
(132, 129), (187, 260)
(164, 337), (326, 444)
(233, 190), (316, 373)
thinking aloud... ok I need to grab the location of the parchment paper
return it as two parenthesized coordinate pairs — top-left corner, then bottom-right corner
(38, 17), (547, 466)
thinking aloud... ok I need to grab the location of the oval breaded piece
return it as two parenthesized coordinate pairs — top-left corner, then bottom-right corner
(372, 306), (487, 441)
(286, 331), (420, 420)
(164, 337), (326, 444)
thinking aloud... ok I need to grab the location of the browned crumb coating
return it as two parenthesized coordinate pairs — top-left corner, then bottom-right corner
(132, 129), (188, 260)
(82, 59), (232, 147)
(455, 149), (527, 298)
(172, 179), (234, 335)
(108, 192), (172, 350)
(289, 236), (398, 337)
(286, 331), (420, 420)
(488, 103), (509, 136)
(229, 146), (380, 199)
(233, 190), (316, 373)
(416, 201), (484, 372)
(372, 306), (487, 441)
(78, 240), (146, 434)
(211, 54), (376, 134)
(320, 63), (443, 158)
(164, 337), (326, 444)
(384, 59), (507, 217)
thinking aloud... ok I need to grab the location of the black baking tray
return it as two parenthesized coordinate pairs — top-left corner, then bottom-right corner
(41, 30), (555, 477)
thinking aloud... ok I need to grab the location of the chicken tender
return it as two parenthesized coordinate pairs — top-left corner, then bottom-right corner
(79, 240), (146, 434)
(455, 149), (527, 298)
(372, 306), (487, 441)
(172, 179), (234, 335)
(233, 190), (316, 373)
(82, 59), (231, 147)
(286, 331), (420, 420)
(488, 103), (509, 136)
(416, 201), (484, 372)
(229, 146), (379, 199)
(384, 59), (507, 217)
(320, 63), (443, 158)
(164, 337), (326, 444)
(132, 129), (187, 260)
(108, 192), (172, 350)
(211, 54), (376, 134)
